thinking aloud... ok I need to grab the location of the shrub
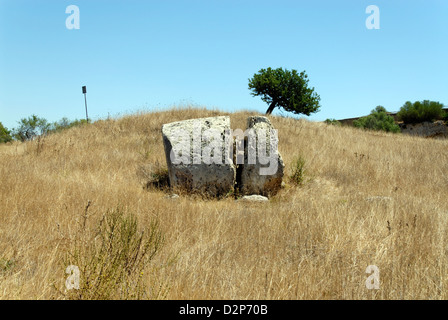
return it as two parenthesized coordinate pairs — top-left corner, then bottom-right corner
(12, 114), (50, 141)
(11, 115), (90, 141)
(62, 206), (165, 300)
(397, 100), (445, 124)
(290, 156), (306, 186)
(50, 118), (90, 134)
(0, 122), (12, 143)
(324, 119), (341, 126)
(353, 106), (400, 133)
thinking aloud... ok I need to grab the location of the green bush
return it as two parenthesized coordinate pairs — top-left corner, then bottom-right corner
(12, 114), (50, 141)
(50, 118), (90, 133)
(397, 100), (445, 124)
(324, 118), (341, 126)
(290, 156), (306, 186)
(353, 106), (400, 133)
(9, 115), (90, 142)
(0, 122), (12, 143)
(444, 110), (448, 125)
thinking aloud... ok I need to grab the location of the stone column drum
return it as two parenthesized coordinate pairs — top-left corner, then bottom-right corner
(161, 116), (236, 197)
(238, 116), (284, 197)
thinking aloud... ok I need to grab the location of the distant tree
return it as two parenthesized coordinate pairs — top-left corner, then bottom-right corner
(69, 118), (90, 127)
(353, 106), (400, 133)
(49, 117), (81, 132)
(248, 67), (321, 116)
(397, 100), (445, 124)
(52, 117), (72, 132)
(12, 115), (50, 141)
(49, 117), (89, 133)
(324, 118), (341, 126)
(0, 122), (12, 143)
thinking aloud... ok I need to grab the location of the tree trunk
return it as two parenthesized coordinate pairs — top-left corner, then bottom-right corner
(266, 101), (276, 115)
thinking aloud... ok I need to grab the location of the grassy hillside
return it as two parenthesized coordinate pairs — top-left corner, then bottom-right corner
(1, 107), (448, 299)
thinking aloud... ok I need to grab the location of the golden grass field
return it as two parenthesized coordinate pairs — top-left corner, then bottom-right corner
(1, 107), (448, 299)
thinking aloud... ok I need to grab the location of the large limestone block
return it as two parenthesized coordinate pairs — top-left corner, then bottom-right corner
(162, 116), (235, 197)
(238, 116), (284, 197)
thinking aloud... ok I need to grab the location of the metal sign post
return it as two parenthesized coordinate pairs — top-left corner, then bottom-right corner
(82, 86), (88, 122)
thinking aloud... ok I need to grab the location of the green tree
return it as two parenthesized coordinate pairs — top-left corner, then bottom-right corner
(397, 100), (445, 124)
(353, 106), (400, 133)
(12, 114), (50, 141)
(324, 118), (341, 126)
(52, 117), (72, 132)
(0, 122), (12, 143)
(248, 67), (321, 115)
(49, 117), (89, 133)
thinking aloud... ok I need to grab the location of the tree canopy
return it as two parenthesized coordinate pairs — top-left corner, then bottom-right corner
(0, 122), (12, 143)
(12, 114), (50, 141)
(353, 106), (400, 133)
(248, 67), (321, 116)
(397, 100), (445, 124)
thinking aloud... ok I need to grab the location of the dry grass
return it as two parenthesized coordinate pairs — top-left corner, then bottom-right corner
(1, 106), (448, 300)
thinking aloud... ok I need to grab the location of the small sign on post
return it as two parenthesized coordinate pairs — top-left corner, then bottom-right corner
(82, 86), (88, 122)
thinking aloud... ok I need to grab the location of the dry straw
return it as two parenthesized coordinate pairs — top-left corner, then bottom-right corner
(0, 106), (447, 299)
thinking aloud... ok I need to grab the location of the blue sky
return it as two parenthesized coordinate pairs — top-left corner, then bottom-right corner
(0, 0), (447, 130)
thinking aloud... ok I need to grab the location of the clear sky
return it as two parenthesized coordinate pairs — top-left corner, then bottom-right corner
(0, 0), (447, 130)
